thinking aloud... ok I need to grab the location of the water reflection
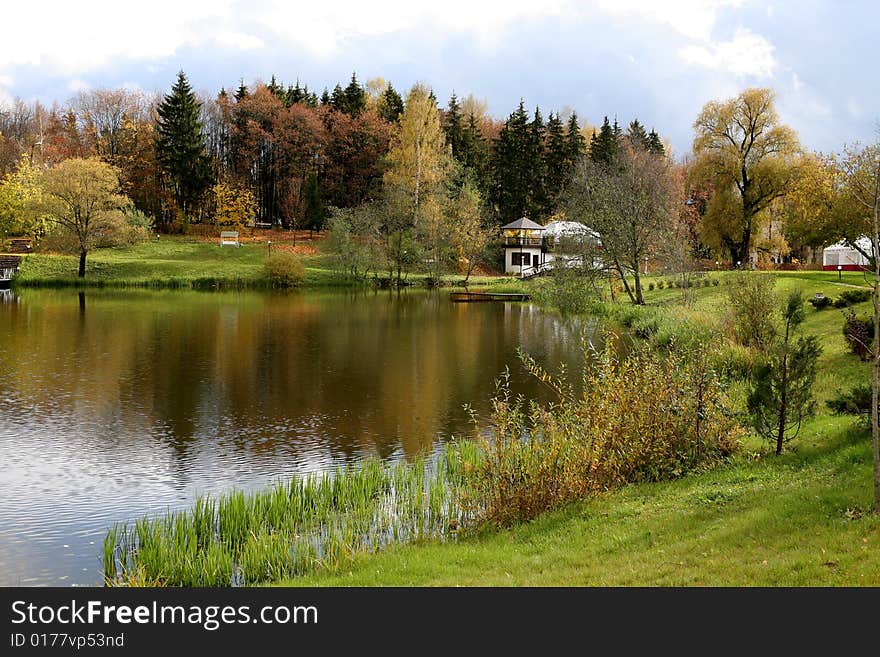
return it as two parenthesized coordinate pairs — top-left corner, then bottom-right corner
(0, 288), (590, 585)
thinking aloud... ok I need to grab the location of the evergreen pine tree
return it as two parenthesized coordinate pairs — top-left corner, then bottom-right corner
(612, 116), (622, 141)
(320, 88), (331, 106)
(155, 71), (214, 226)
(330, 84), (346, 112)
(565, 113), (587, 168)
(267, 75), (284, 101)
(545, 112), (568, 209)
(444, 93), (464, 160)
(304, 173), (325, 233)
(491, 101), (531, 222)
(527, 107), (547, 218)
(378, 83), (404, 123)
(590, 116), (618, 164)
(647, 129), (665, 156)
(342, 73), (366, 116)
(627, 119), (650, 150)
(460, 111), (491, 194)
(234, 80), (248, 102)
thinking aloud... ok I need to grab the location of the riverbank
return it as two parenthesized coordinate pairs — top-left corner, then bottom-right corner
(94, 268), (880, 586)
(279, 270), (880, 586)
(9, 238), (525, 291)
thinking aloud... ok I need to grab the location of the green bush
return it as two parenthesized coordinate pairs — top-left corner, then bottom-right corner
(809, 294), (832, 309)
(263, 252), (304, 288)
(657, 280), (665, 290)
(712, 279), (720, 286)
(827, 383), (874, 416)
(837, 288), (872, 306)
(647, 282), (655, 291)
(726, 272), (777, 351)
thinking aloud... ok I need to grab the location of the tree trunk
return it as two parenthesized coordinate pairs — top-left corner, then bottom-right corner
(78, 249), (87, 278)
(633, 268), (644, 305)
(873, 170), (880, 513)
(776, 320), (790, 456)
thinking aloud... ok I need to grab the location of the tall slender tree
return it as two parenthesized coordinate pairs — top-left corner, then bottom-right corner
(155, 71), (214, 228)
(545, 112), (568, 207)
(378, 84), (405, 123)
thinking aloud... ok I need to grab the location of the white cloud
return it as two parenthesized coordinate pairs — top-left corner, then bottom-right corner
(678, 27), (776, 77)
(67, 79), (91, 93)
(0, 0), (575, 76)
(596, 0), (746, 41)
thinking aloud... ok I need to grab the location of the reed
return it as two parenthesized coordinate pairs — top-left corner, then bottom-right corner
(104, 449), (467, 586)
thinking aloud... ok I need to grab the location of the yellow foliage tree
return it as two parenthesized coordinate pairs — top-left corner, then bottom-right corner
(691, 88), (800, 266)
(212, 181), (257, 230)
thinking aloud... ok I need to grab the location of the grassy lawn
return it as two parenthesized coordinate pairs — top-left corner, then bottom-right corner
(279, 269), (880, 586)
(11, 238), (525, 290)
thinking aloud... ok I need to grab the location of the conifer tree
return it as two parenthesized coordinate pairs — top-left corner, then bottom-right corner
(342, 73), (366, 116)
(590, 116), (618, 164)
(527, 107), (547, 217)
(491, 101), (532, 222)
(566, 113), (587, 167)
(378, 84), (404, 123)
(627, 119), (649, 150)
(304, 172), (325, 233)
(459, 112), (491, 194)
(234, 80), (248, 102)
(545, 112), (568, 207)
(320, 88), (331, 106)
(647, 129), (665, 156)
(330, 84), (346, 112)
(444, 93), (464, 160)
(155, 71), (214, 226)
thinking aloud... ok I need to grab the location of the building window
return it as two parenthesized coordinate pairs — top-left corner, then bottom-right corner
(511, 252), (531, 266)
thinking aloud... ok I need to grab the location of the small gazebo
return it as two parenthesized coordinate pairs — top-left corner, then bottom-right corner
(823, 238), (871, 271)
(501, 217), (546, 274)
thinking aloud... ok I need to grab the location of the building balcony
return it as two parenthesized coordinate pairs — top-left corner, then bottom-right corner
(504, 236), (545, 248)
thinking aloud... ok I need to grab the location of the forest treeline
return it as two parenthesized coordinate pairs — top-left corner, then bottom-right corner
(0, 71), (664, 233)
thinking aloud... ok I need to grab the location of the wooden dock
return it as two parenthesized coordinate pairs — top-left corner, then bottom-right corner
(449, 291), (531, 302)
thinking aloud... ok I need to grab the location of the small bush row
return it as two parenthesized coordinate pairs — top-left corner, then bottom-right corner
(647, 278), (719, 292)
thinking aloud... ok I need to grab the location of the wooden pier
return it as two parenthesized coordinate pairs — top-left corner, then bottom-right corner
(449, 291), (531, 302)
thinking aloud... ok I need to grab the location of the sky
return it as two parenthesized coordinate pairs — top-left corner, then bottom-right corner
(0, 0), (877, 155)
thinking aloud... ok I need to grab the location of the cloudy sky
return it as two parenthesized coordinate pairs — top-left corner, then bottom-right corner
(1, 0), (876, 155)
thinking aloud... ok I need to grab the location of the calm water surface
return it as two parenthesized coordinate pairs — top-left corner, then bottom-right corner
(0, 288), (589, 585)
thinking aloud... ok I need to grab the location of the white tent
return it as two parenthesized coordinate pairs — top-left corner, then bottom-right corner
(823, 238), (871, 271)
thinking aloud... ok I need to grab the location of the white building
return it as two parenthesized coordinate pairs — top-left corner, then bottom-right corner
(822, 238), (872, 271)
(502, 218), (600, 275)
(502, 218), (547, 274)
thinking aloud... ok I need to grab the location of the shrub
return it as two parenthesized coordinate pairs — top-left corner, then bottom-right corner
(713, 343), (757, 381)
(647, 282), (655, 291)
(827, 383), (874, 417)
(838, 288), (872, 305)
(809, 294), (832, 309)
(843, 309), (873, 360)
(464, 340), (741, 526)
(712, 279), (720, 286)
(263, 252), (304, 288)
(726, 272), (777, 351)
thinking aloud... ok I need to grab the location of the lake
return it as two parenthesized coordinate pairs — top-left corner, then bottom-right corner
(0, 287), (590, 585)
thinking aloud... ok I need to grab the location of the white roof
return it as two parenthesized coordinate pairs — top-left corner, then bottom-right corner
(543, 220), (598, 239)
(824, 237), (872, 252)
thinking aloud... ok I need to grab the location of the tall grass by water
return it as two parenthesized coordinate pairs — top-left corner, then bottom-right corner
(103, 450), (473, 586)
(104, 328), (742, 586)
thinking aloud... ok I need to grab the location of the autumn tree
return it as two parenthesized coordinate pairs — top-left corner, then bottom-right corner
(448, 179), (493, 283)
(383, 84), (452, 283)
(211, 180), (256, 229)
(566, 142), (677, 304)
(691, 88), (799, 266)
(37, 158), (130, 277)
(0, 158), (46, 238)
(782, 152), (838, 260)
(155, 71), (214, 228)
